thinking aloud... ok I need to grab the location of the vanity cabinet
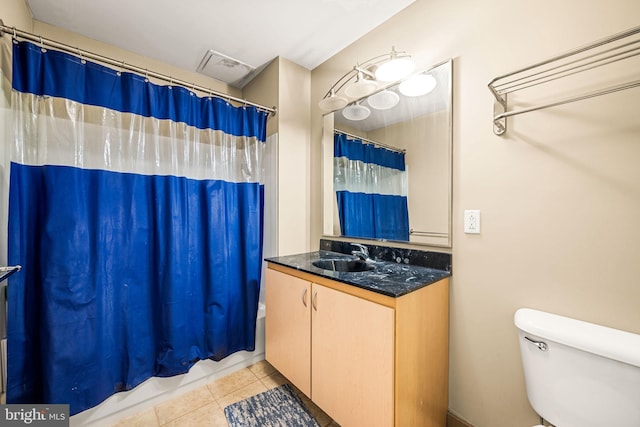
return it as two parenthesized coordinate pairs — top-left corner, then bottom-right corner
(265, 263), (449, 427)
(265, 269), (312, 395)
(311, 278), (394, 426)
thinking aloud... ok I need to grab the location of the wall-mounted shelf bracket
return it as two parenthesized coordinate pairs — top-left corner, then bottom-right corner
(488, 25), (640, 136)
(491, 90), (507, 135)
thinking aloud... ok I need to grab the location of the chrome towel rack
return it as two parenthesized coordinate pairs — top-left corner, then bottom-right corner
(488, 25), (640, 135)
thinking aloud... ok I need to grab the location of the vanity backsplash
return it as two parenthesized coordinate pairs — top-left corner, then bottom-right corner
(319, 239), (452, 272)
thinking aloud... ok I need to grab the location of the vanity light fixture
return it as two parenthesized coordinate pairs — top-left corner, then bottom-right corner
(344, 70), (378, 98)
(318, 88), (349, 111)
(399, 73), (437, 97)
(367, 89), (400, 110)
(342, 102), (371, 121)
(374, 47), (415, 82)
(318, 47), (414, 112)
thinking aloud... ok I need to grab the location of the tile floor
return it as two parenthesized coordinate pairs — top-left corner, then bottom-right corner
(112, 360), (339, 427)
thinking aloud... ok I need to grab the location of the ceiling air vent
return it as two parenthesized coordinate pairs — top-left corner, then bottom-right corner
(196, 50), (257, 88)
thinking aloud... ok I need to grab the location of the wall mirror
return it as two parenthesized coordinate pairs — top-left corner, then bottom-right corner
(321, 59), (452, 248)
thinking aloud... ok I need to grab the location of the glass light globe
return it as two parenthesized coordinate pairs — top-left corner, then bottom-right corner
(367, 89), (400, 110)
(342, 103), (371, 121)
(318, 92), (348, 111)
(344, 78), (378, 98)
(375, 57), (415, 82)
(399, 74), (437, 97)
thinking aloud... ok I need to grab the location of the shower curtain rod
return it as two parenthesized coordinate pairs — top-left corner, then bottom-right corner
(0, 21), (277, 116)
(334, 129), (406, 154)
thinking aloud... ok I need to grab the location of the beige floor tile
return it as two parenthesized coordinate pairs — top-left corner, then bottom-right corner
(207, 367), (259, 399)
(247, 359), (276, 378)
(154, 385), (214, 425)
(259, 370), (288, 389)
(216, 379), (268, 409)
(163, 401), (228, 427)
(103, 362), (337, 427)
(111, 407), (159, 427)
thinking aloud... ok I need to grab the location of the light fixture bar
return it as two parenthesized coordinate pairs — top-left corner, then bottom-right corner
(319, 47), (414, 111)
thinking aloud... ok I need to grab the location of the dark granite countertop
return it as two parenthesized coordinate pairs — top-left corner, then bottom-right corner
(265, 249), (451, 298)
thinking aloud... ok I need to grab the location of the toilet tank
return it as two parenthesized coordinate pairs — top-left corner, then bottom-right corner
(514, 308), (640, 427)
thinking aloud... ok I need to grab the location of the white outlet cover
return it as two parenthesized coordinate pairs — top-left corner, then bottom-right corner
(464, 210), (481, 234)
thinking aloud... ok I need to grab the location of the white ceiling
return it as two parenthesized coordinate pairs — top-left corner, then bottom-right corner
(26, 0), (415, 86)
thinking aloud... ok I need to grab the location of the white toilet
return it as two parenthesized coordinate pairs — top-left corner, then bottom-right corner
(514, 308), (640, 427)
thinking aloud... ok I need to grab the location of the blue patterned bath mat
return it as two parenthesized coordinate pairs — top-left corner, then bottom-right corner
(224, 384), (320, 427)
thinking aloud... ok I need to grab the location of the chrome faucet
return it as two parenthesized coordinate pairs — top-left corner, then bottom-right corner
(350, 243), (369, 261)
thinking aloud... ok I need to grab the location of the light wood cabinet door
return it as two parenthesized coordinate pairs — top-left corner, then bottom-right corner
(265, 268), (312, 396)
(311, 283), (395, 427)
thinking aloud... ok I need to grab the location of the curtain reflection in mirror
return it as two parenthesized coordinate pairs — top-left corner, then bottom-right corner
(333, 133), (409, 240)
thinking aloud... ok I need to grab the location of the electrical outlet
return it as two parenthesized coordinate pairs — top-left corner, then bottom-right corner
(464, 210), (481, 234)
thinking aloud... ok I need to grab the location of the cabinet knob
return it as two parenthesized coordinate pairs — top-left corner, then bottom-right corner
(312, 291), (318, 311)
(301, 288), (308, 307)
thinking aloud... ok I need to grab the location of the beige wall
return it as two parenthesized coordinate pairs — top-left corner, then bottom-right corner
(311, 1), (640, 426)
(277, 58), (312, 255)
(0, 0), (32, 32)
(244, 57), (312, 256)
(244, 58), (279, 136)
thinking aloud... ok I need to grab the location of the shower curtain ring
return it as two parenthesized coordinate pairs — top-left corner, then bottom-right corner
(12, 27), (17, 44)
(39, 36), (46, 53)
(77, 47), (86, 64)
(168, 77), (173, 89)
(144, 69), (149, 83)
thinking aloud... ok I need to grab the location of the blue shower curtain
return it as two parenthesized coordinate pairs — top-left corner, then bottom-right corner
(334, 133), (409, 240)
(6, 41), (268, 415)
